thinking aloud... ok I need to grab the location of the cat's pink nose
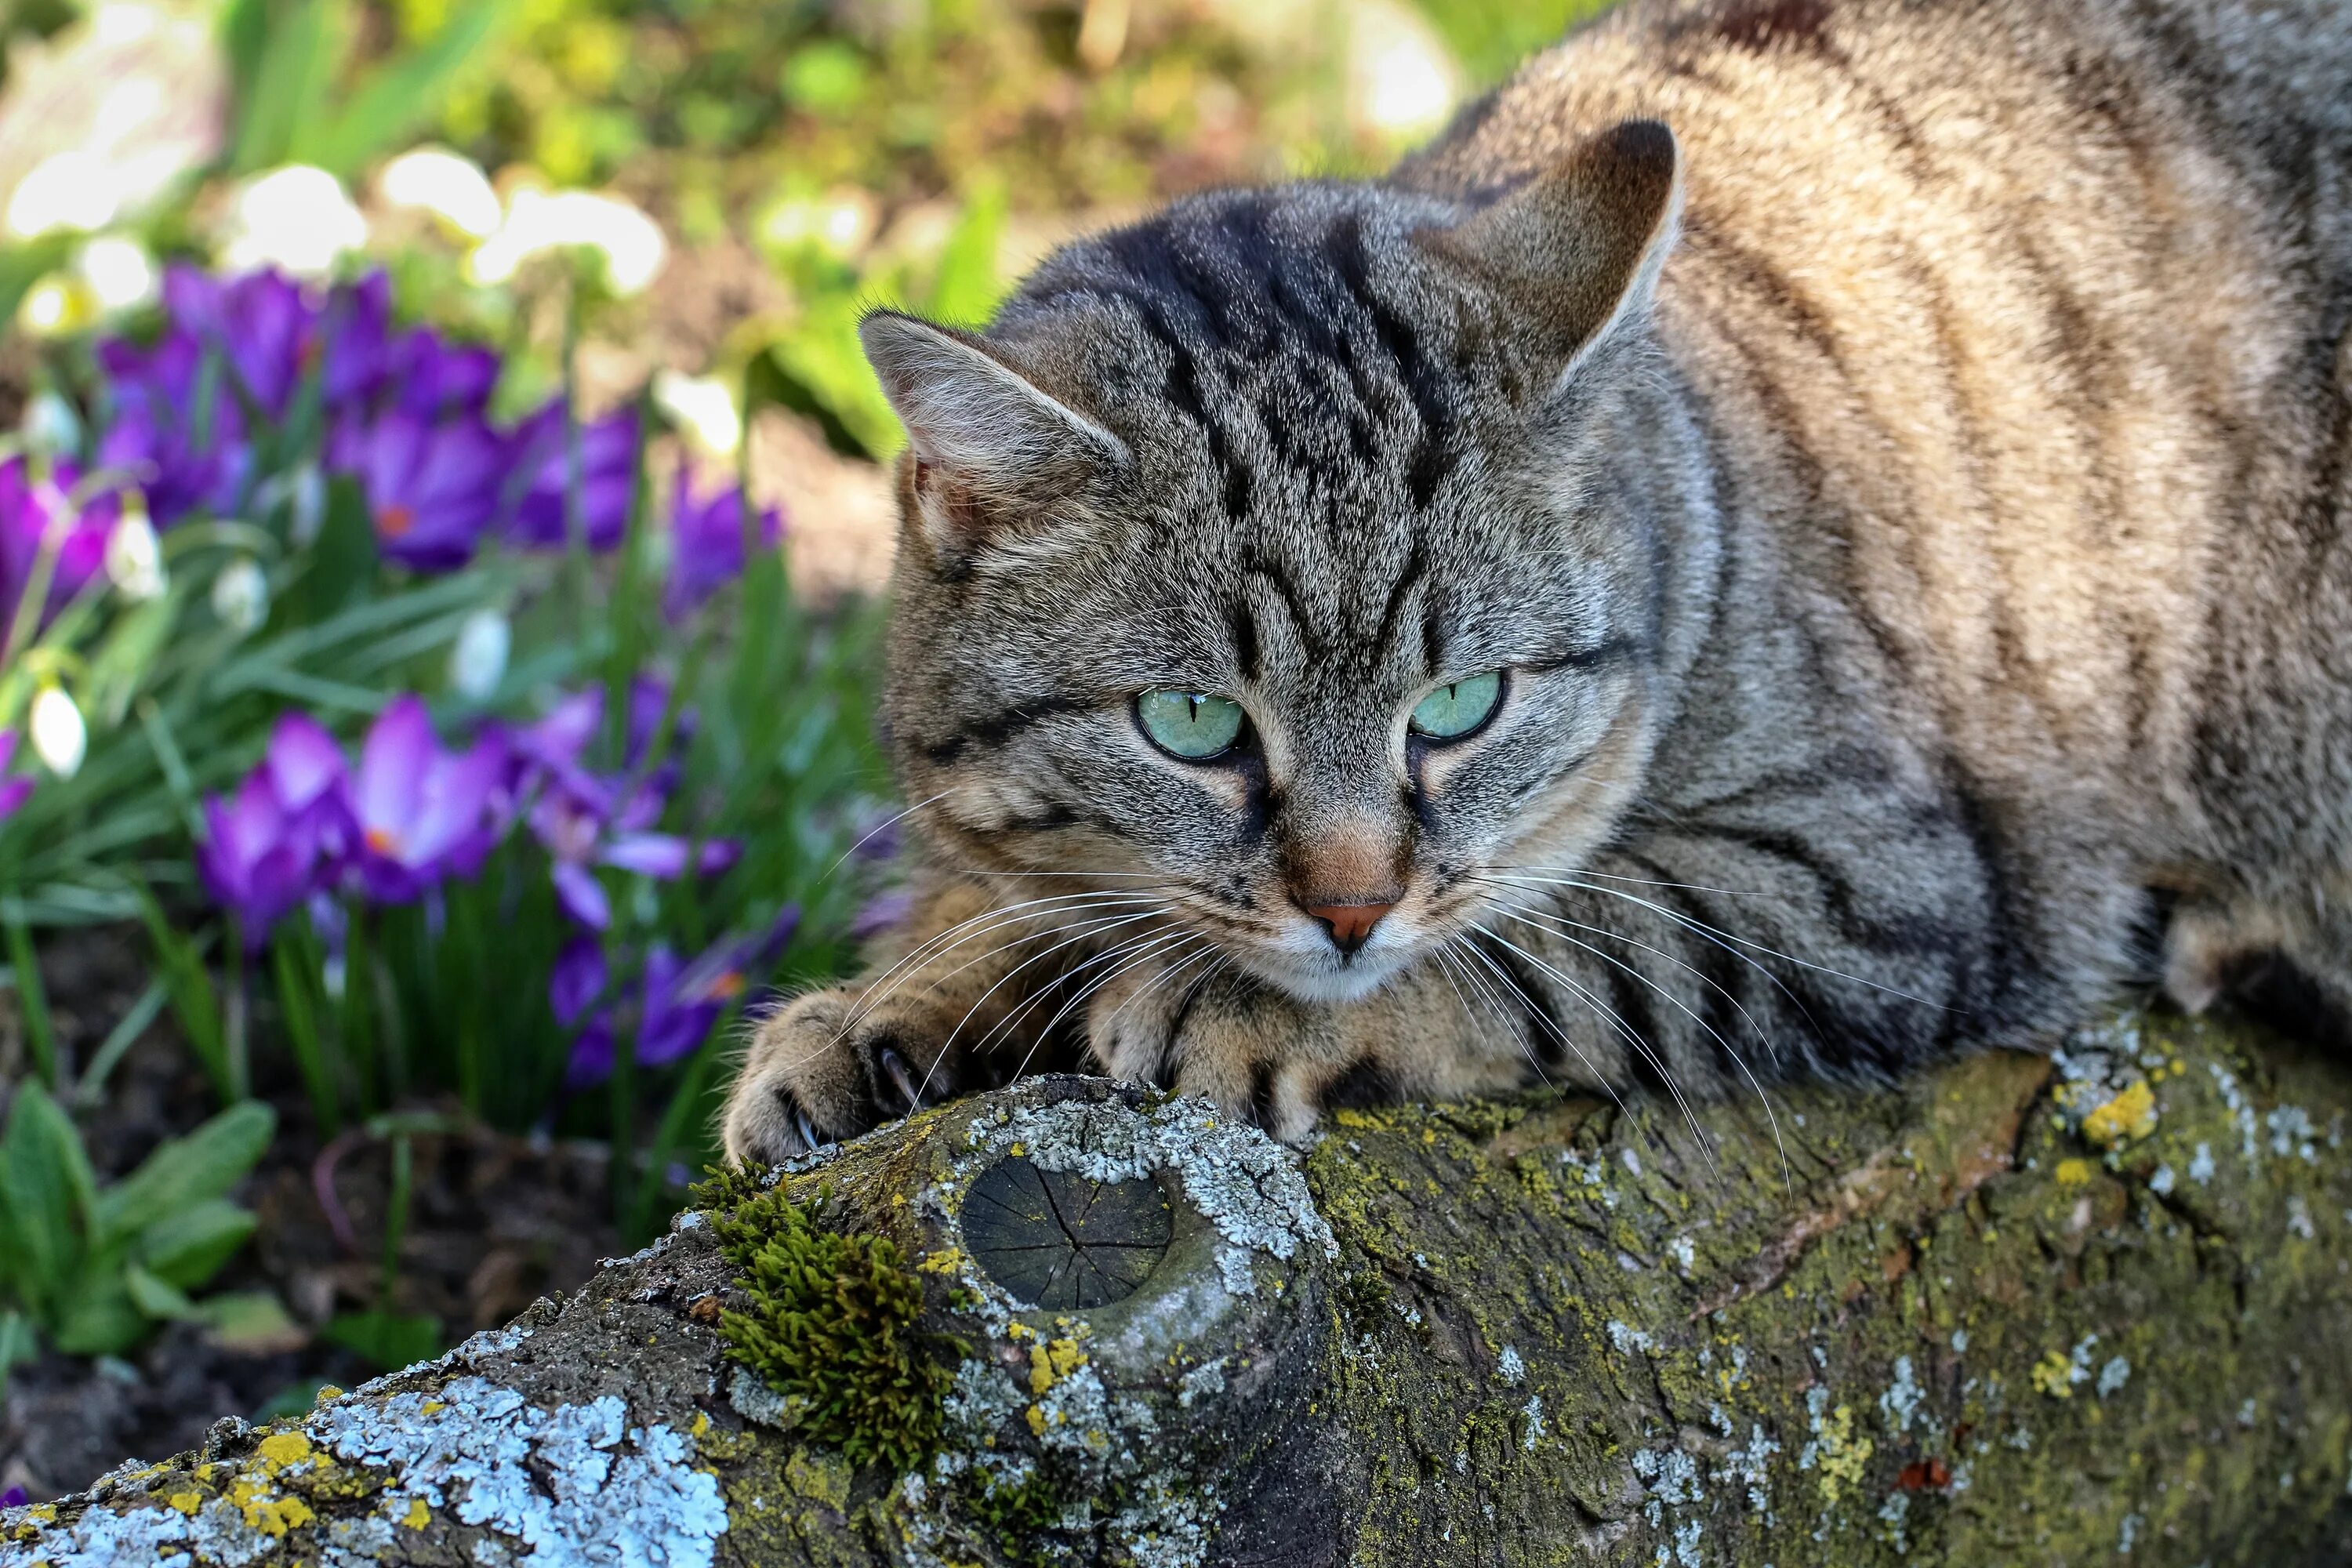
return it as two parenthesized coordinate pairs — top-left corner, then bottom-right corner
(1306, 901), (1394, 954)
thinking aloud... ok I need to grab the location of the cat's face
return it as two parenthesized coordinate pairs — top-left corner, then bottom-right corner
(871, 124), (1689, 1004)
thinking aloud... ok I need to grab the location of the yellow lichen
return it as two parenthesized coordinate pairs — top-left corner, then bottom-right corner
(2082, 1081), (2159, 1146)
(401, 1498), (431, 1530)
(2033, 1350), (2078, 1399)
(1029, 1336), (1087, 1394)
(228, 1474), (315, 1537)
(419, 1399), (446, 1417)
(2055, 1158), (2095, 1187)
(916, 1245), (967, 1276)
(1025, 1404), (1048, 1437)
(166, 1492), (202, 1515)
(254, 1431), (314, 1472)
(1812, 1403), (1875, 1506)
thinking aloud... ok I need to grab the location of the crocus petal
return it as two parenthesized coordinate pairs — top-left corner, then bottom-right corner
(265, 711), (346, 810)
(354, 695), (435, 840)
(551, 861), (611, 931)
(563, 1018), (616, 1091)
(550, 935), (608, 1026)
(0, 776), (32, 820)
(598, 832), (691, 880)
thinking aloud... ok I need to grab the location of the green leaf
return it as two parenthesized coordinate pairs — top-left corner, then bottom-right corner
(297, 0), (519, 178)
(195, 1291), (303, 1353)
(49, 1269), (144, 1356)
(0, 1082), (96, 1301)
(137, 1199), (259, 1290)
(926, 183), (1007, 328)
(85, 590), (184, 728)
(95, 1101), (275, 1247)
(321, 1310), (443, 1372)
(124, 1261), (197, 1322)
(230, 0), (349, 173)
(0, 1309), (36, 1399)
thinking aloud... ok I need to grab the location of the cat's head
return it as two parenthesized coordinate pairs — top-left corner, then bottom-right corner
(868, 119), (1701, 1004)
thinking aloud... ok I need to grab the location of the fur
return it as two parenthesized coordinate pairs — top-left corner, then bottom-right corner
(723, 0), (2352, 1163)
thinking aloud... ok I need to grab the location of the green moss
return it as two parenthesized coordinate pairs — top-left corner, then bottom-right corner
(697, 1170), (954, 1473)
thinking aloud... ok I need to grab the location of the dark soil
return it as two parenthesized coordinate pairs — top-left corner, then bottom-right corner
(0, 928), (626, 1501)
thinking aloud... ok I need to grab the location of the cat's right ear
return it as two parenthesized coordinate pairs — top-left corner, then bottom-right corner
(859, 311), (1130, 570)
(1417, 118), (1684, 397)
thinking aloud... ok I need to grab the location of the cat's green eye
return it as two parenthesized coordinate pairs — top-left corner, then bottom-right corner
(1410, 671), (1504, 741)
(1137, 690), (1247, 760)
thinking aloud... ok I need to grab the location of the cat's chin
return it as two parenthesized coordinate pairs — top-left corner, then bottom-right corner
(1229, 943), (1416, 1006)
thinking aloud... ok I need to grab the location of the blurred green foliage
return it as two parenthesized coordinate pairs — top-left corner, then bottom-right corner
(0, 1086), (274, 1383)
(399, 0), (1353, 218)
(1415, 0), (1617, 86)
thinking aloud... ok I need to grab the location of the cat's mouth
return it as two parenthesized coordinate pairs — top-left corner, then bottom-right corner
(1225, 909), (1426, 1004)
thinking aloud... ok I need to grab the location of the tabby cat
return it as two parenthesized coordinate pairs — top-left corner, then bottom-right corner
(723, 0), (2352, 1165)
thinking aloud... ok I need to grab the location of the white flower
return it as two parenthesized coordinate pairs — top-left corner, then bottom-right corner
(104, 502), (165, 601)
(19, 392), (81, 456)
(378, 147), (502, 240)
(1348, 2), (1459, 141)
(756, 190), (876, 259)
(5, 150), (119, 239)
(14, 274), (86, 338)
(211, 557), (269, 634)
(447, 608), (511, 700)
(75, 234), (158, 312)
(29, 684), (85, 779)
(467, 187), (667, 296)
(289, 463), (326, 547)
(652, 371), (743, 458)
(220, 165), (368, 278)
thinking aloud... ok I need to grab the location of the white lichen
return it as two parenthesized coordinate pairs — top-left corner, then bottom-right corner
(1496, 1345), (1526, 1388)
(310, 1375), (726, 1567)
(1879, 1355), (1924, 1434)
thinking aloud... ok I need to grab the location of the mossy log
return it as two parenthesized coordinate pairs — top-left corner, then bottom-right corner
(9, 1007), (2352, 1566)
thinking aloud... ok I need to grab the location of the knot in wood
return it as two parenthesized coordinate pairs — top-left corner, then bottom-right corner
(960, 1156), (1174, 1309)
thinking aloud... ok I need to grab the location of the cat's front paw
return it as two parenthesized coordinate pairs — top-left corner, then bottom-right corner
(1086, 967), (1378, 1145)
(721, 987), (979, 1166)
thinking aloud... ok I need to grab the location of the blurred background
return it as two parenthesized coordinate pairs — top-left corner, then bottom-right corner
(0, 0), (1606, 1499)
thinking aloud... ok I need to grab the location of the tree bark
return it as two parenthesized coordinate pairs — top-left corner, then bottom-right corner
(7, 1007), (2352, 1567)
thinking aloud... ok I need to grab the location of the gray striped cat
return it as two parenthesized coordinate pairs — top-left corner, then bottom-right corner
(723, 0), (2352, 1163)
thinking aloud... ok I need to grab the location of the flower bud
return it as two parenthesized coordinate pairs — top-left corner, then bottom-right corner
(652, 372), (742, 458)
(448, 607), (511, 700)
(104, 498), (166, 601)
(29, 684), (85, 779)
(19, 391), (81, 458)
(289, 463), (326, 547)
(212, 557), (269, 635)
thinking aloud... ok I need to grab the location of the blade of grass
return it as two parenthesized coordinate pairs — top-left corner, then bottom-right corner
(73, 978), (167, 1109)
(5, 915), (59, 1089)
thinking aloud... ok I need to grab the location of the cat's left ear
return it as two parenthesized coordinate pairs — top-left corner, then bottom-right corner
(1417, 118), (1684, 395)
(860, 310), (1131, 569)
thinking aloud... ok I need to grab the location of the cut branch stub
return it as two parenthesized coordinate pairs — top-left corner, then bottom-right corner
(959, 1156), (1174, 1308)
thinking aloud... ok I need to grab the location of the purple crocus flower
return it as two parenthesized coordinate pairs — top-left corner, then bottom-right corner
(1, 1486), (26, 1509)
(327, 410), (508, 573)
(196, 713), (356, 946)
(93, 331), (252, 525)
(561, 907), (798, 1090)
(510, 684), (733, 931)
(0, 732), (35, 822)
(0, 458), (117, 628)
(663, 472), (782, 619)
(318, 271), (394, 409)
(348, 696), (506, 902)
(508, 404), (637, 553)
(321, 272), (499, 424)
(162, 266), (317, 420)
